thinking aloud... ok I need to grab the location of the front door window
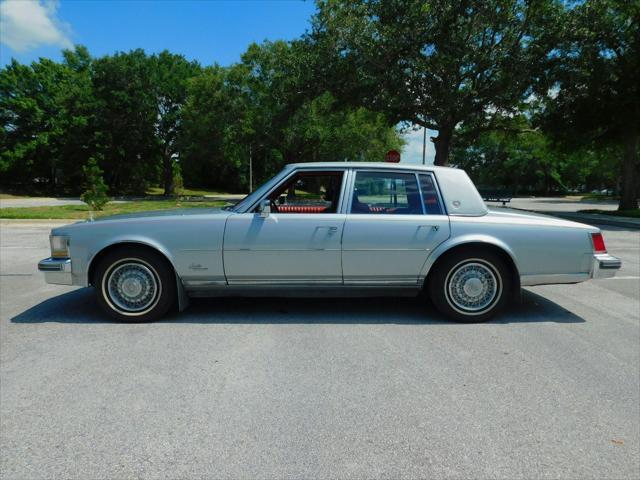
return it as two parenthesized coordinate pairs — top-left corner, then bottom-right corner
(263, 171), (344, 214)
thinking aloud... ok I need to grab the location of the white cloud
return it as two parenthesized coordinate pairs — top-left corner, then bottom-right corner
(400, 126), (437, 165)
(0, 0), (72, 53)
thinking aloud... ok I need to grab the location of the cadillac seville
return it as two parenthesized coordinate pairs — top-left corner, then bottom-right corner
(38, 162), (621, 322)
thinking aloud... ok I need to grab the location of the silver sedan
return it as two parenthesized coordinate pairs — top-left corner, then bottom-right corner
(38, 162), (621, 322)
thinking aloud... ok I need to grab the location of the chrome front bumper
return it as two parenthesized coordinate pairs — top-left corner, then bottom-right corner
(38, 257), (73, 285)
(592, 253), (622, 279)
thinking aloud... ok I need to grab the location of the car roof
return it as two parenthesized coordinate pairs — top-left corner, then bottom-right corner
(285, 162), (454, 172)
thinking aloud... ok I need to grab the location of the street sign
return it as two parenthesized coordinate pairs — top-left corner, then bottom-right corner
(385, 150), (401, 163)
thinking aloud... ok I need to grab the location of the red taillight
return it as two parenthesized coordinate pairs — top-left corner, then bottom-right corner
(591, 232), (607, 253)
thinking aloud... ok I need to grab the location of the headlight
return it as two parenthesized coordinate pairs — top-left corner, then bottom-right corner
(50, 235), (70, 258)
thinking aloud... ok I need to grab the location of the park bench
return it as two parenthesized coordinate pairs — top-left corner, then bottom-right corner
(479, 189), (512, 206)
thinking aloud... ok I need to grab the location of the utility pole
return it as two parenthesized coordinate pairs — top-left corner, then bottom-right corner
(422, 126), (427, 165)
(249, 144), (253, 192)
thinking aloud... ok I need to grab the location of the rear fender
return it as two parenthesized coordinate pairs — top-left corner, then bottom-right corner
(418, 234), (520, 283)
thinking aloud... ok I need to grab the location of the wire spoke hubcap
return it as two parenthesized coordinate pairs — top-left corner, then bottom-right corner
(107, 262), (159, 313)
(446, 261), (501, 314)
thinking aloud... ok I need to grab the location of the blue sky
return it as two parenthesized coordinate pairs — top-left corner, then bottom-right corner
(0, 0), (433, 163)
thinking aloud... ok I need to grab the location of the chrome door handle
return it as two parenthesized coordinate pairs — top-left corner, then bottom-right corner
(317, 226), (338, 233)
(418, 225), (439, 231)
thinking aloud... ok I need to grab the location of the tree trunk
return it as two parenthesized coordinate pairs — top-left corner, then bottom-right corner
(432, 126), (453, 166)
(50, 163), (57, 195)
(162, 152), (174, 196)
(619, 128), (639, 210)
(544, 166), (551, 196)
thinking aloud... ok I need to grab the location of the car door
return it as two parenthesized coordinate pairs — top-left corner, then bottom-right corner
(223, 169), (347, 285)
(342, 169), (450, 285)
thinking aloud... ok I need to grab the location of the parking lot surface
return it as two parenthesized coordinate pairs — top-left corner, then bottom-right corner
(1, 221), (639, 479)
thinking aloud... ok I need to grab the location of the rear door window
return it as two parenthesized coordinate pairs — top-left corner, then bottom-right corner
(350, 171), (422, 214)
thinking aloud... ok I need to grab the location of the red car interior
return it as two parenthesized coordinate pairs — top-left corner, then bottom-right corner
(276, 205), (329, 214)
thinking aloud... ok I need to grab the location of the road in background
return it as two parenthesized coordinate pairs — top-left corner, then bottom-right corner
(0, 194), (244, 209)
(0, 198), (87, 208)
(1, 222), (638, 479)
(1, 194), (621, 211)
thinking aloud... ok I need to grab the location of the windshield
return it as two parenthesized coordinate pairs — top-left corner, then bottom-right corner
(228, 167), (290, 212)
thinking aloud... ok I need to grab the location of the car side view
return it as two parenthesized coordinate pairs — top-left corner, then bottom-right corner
(38, 162), (622, 322)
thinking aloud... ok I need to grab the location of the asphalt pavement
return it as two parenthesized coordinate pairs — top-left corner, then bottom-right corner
(1, 221), (638, 479)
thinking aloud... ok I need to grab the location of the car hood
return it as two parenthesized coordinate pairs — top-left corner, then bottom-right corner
(51, 207), (231, 235)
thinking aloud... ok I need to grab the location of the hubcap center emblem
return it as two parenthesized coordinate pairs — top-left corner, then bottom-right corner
(122, 277), (143, 297)
(463, 277), (483, 297)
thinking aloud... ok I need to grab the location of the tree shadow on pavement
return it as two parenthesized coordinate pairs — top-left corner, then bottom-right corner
(11, 287), (584, 325)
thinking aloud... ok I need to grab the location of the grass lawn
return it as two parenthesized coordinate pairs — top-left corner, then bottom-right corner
(580, 208), (640, 218)
(0, 199), (227, 220)
(0, 193), (31, 199)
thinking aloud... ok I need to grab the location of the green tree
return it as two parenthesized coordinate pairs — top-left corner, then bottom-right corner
(540, 0), (639, 209)
(230, 41), (403, 185)
(285, 92), (404, 163)
(311, 0), (563, 165)
(453, 113), (621, 195)
(234, 41), (310, 183)
(180, 66), (239, 190)
(92, 49), (159, 194)
(57, 46), (98, 192)
(152, 51), (201, 195)
(0, 59), (46, 186)
(180, 41), (402, 192)
(0, 47), (95, 193)
(81, 157), (109, 210)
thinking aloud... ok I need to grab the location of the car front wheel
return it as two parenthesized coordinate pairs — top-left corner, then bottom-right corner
(428, 249), (512, 322)
(94, 247), (176, 322)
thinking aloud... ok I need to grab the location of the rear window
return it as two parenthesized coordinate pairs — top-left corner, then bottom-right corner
(419, 174), (444, 215)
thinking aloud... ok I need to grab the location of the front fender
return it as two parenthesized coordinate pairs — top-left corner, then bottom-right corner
(84, 235), (180, 285)
(65, 214), (227, 290)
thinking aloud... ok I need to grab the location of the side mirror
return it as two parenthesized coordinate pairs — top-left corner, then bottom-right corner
(258, 199), (271, 218)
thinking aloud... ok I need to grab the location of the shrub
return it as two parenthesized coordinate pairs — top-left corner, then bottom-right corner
(80, 158), (109, 210)
(172, 162), (184, 198)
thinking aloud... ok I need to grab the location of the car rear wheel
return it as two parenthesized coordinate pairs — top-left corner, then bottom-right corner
(428, 249), (512, 322)
(94, 247), (176, 322)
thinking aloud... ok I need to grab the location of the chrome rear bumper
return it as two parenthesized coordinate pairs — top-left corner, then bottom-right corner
(38, 257), (73, 285)
(592, 253), (622, 279)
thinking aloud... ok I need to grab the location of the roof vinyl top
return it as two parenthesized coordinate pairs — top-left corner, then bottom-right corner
(285, 161), (455, 172)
